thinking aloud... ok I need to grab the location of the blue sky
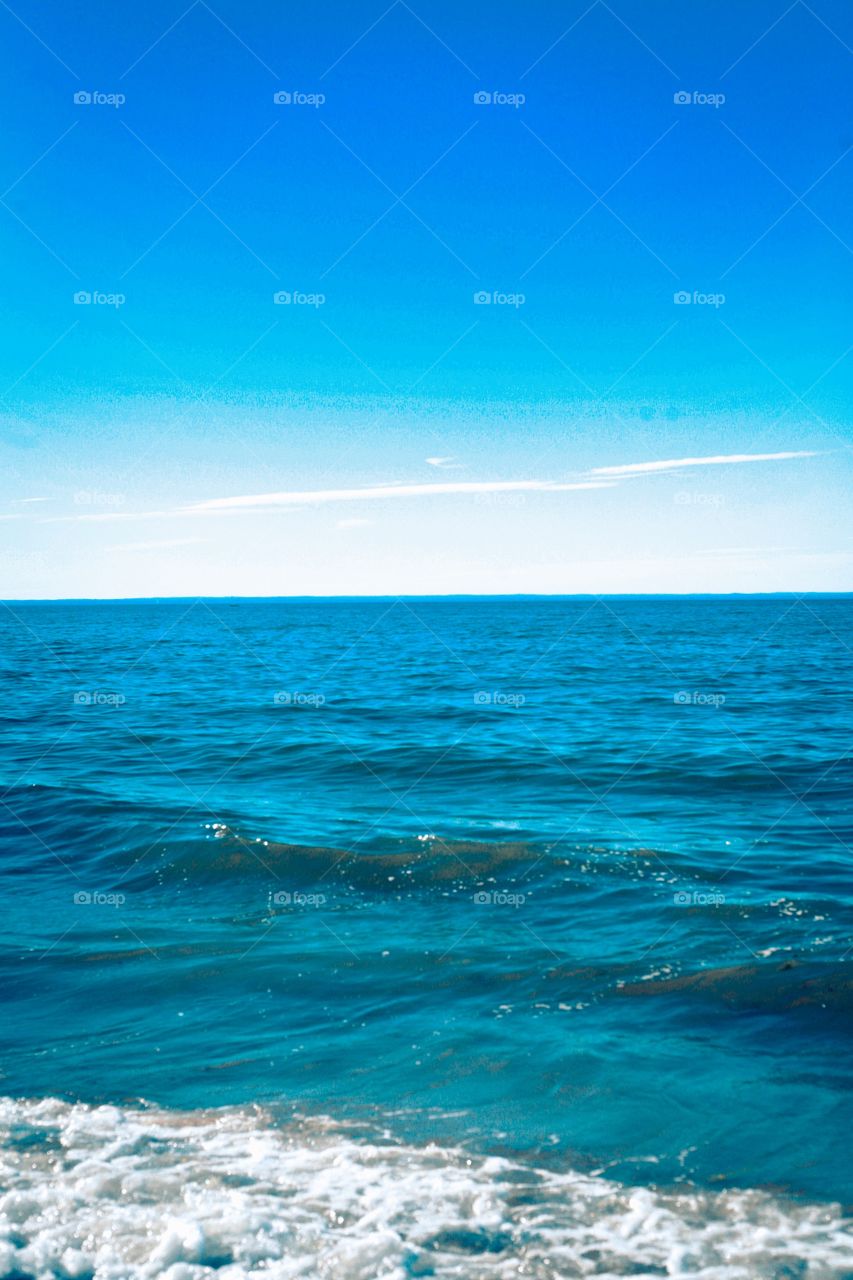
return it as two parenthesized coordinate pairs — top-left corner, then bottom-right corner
(1, 0), (851, 595)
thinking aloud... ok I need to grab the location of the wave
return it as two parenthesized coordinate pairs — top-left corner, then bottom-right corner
(618, 957), (853, 1017)
(110, 822), (688, 890)
(0, 1096), (850, 1279)
(144, 823), (556, 886)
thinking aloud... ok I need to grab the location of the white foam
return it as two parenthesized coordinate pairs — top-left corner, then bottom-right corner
(0, 1096), (850, 1279)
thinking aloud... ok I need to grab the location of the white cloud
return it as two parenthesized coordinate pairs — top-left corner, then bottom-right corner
(38, 449), (819, 526)
(180, 478), (616, 514)
(591, 450), (817, 476)
(425, 456), (463, 469)
(336, 517), (375, 529)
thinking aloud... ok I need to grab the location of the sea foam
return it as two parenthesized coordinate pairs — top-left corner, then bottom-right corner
(0, 1096), (850, 1279)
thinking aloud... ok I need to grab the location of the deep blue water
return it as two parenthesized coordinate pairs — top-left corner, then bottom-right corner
(1, 598), (851, 1204)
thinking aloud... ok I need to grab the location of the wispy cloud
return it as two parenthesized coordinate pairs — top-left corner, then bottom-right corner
(336, 517), (375, 529)
(38, 448), (818, 525)
(425, 456), (463, 469)
(181, 478), (616, 514)
(591, 450), (818, 476)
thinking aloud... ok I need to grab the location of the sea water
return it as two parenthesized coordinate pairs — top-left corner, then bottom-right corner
(1, 597), (851, 1277)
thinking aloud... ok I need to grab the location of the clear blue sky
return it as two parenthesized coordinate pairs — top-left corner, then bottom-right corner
(1, 0), (851, 595)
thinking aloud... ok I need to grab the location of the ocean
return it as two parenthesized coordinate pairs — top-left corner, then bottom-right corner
(1, 597), (851, 1278)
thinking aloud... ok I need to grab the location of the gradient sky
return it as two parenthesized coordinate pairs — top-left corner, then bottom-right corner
(1, 0), (851, 596)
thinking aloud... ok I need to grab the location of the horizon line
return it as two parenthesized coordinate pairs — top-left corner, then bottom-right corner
(3, 591), (852, 604)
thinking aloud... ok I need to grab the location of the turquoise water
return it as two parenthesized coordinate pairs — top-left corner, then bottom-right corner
(1, 598), (851, 1266)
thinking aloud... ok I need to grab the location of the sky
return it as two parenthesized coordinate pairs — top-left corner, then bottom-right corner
(1, 0), (851, 596)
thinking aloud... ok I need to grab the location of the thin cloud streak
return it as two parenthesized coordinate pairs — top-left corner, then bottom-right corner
(180, 478), (617, 513)
(425, 456), (463, 469)
(591, 450), (818, 476)
(37, 449), (817, 524)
